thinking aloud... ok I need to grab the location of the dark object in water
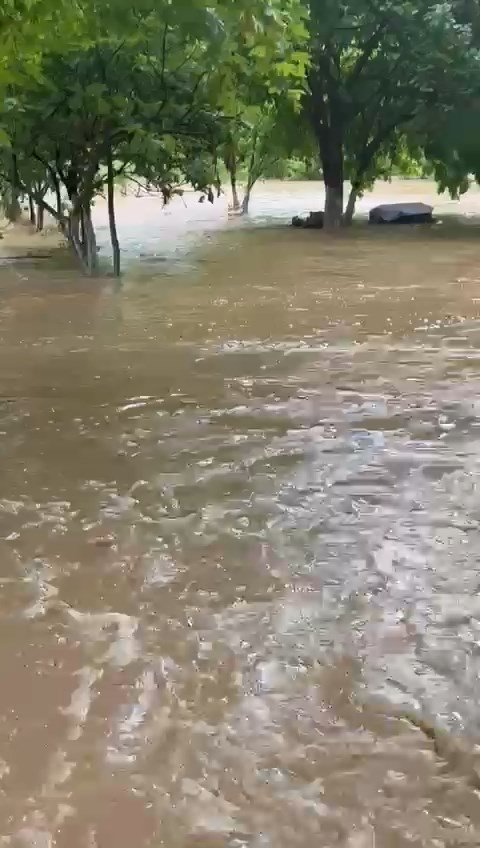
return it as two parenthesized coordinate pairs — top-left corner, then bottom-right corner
(369, 203), (434, 225)
(292, 211), (324, 229)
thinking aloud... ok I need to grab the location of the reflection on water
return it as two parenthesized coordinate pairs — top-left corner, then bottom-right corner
(2, 181), (480, 846)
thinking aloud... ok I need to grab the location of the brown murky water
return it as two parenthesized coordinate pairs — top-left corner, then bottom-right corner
(2, 181), (480, 847)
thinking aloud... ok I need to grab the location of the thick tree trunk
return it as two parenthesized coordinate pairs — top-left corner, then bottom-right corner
(107, 147), (120, 276)
(317, 123), (344, 230)
(322, 140), (344, 230)
(324, 184), (344, 229)
(28, 195), (36, 226)
(343, 185), (358, 226)
(36, 203), (44, 232)
(5, 193), (21, 223)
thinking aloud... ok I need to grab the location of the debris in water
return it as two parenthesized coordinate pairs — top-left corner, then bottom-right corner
(89, 534), (116, 548)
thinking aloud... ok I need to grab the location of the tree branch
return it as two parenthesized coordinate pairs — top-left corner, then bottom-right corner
(346, 19), (388, 88)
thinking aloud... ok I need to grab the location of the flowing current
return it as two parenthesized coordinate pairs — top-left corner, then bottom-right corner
(2, 181), (480, 847)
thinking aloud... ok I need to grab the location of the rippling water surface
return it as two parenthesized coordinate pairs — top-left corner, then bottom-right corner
(2, 181), (480, 847)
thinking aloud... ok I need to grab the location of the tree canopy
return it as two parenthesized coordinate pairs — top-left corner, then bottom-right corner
(1, 0), (480, 267)
(0, 0), (307, 273)
(303, 0), (480, 227)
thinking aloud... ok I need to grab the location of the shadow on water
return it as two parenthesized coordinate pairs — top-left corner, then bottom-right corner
(2, 181), (480, 846)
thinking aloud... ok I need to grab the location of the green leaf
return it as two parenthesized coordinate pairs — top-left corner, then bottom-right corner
(0, 127), (11, 148)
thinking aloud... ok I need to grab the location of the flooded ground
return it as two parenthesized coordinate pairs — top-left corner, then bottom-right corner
(2, 180), (480, 846)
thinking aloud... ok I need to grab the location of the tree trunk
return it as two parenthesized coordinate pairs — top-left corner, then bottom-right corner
(28, 195), (36, 226)
(5, 156), (21, 223)
(230, 172), (240, 211)
(80, 208), (86, 255)
(54, 180), (62, 220)
(224, 135), (240, 211)
(317, 123), (344, 230)
(67, 210), (89, 273)
(107, 146), (120, 276)
(5, 192), (21, 223)
(324, 184), (343, 229)
(82, 205), (98, 275)
(343, 185), (358, 226)
(53, 179), (65, 235)
(36, 203), (44, 232)
(241, 186), (252, 215)
(323, 140), (344, 230)
(67, 203), (97, 275)
(240, 129), (259, 217)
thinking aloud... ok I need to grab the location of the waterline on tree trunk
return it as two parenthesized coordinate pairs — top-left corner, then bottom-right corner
(324, 184), (344, 230)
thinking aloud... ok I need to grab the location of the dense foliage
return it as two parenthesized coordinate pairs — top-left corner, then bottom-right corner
(0, 0), (307, 273)
(303, 0), (480, 227)
(1, 0), (480, 270)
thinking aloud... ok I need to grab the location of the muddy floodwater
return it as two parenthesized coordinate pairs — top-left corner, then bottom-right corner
(3, 180), (480, 846)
